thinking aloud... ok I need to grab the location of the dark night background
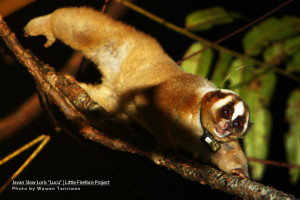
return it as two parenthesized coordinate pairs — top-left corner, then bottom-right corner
(0, 0), (299, 199)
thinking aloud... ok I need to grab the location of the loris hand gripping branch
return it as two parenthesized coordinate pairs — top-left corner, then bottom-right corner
(24, 7), (251, 178)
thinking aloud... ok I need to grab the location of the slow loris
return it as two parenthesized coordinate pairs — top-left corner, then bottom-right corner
(24, 7), (251, 178)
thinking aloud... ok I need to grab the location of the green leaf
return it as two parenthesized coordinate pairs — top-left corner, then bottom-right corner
(245, 104), (272, 180)
(226, 58), (255, 94)
(211, 52), (233, 87)
(243, 16), (300, 56)
(225, 59), (245, 94)
(185, 7), (236, 32)
(285, 89), (300, 184)
(263, 43), (284, 65)
(181, 42), (213, 77)
(225, 59), (274, 180)
(259, 70), (276, 106)
(287, 51), (300, 72)
(284, 36), (300, 56)
(242, 71), (275, 180)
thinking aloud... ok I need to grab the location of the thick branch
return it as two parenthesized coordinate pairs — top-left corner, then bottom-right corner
(0, 53), (83, 141)
(0, 15), (298, 200)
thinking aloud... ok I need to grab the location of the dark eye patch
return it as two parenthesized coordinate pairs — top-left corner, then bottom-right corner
(221, 104), (234, 119)
(233, 116), (245, 131)
(233, 119), (242, 128)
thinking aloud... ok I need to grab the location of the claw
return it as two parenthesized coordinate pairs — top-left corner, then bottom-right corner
(151, 141), (177, 165)
(231, 168), (249, 179)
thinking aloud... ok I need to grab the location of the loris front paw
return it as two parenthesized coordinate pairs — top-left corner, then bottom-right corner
(24, 14), (56, 47)
(151, 141), (177, 165)
(231, 168), (249, 179)
(210, 140), (250, 179)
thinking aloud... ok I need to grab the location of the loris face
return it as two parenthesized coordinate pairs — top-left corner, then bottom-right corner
(201, 89), (250, 142)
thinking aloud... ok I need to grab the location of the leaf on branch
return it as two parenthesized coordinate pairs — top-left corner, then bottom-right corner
(224, 59), (249, 93)
(258, 70), (277, 106)
(185, 7), (238, 32)
(285, 89), (300, 184)
(287, 51), (300, 72)
(226, 59), (275, 181)
(211, 52), (233, 87)
(245, 71), (275, 180)
(180, 42), (213, 77)
(246, 103), (272, 180)
(263, 42), (286, 65)
(284, 36), (300, 56)
(284, 37), (300, 72)
(243, 16), (300, 56)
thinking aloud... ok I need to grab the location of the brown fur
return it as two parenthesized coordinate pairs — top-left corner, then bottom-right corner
(24, 7), (249, 178)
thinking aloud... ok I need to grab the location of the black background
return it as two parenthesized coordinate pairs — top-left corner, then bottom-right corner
(0, 0), (299, 199)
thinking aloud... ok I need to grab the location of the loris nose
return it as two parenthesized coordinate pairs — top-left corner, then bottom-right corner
(223, 122), (232, 131)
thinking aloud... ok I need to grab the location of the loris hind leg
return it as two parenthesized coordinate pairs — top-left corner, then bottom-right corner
(78, 83), (120, 113)
(209, 140), (249, 179)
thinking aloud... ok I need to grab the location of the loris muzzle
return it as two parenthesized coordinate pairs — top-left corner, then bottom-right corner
(24, 7), (251, 178)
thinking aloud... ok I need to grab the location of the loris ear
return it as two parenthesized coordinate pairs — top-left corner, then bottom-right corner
(248, 122), (254, 130)
(239, 122), (253, 138)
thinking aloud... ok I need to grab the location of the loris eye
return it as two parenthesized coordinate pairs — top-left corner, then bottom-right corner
(222, 105), (232, 118)
(233, 120), (242, 128)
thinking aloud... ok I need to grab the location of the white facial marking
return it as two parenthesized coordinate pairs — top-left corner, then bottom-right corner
(232, 101), (244, 120)
(212, 95), (233, 111)
(243, 112), (250, 132)
(214, 129), (224, 138)
(213, 129), (231, 138)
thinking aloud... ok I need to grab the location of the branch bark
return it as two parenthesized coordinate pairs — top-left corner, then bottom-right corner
(0, 52), (83, 141)
(0, 15), (298, 200)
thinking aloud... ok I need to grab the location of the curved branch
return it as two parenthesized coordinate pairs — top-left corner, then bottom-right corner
(0, 15), (298, 200)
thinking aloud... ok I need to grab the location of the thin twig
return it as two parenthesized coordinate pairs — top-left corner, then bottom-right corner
(0, 134), (50, 193)
(248, 157), (300, 169)
(0, 134), (47, 166)
(101, 0), (110, 13)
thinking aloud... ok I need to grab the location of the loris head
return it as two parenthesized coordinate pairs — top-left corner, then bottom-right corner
(200, 89), (250, 142)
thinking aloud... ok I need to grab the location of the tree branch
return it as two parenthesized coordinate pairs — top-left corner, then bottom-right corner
(0, 15), (298, 200)
(0, 52), (83, 141)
